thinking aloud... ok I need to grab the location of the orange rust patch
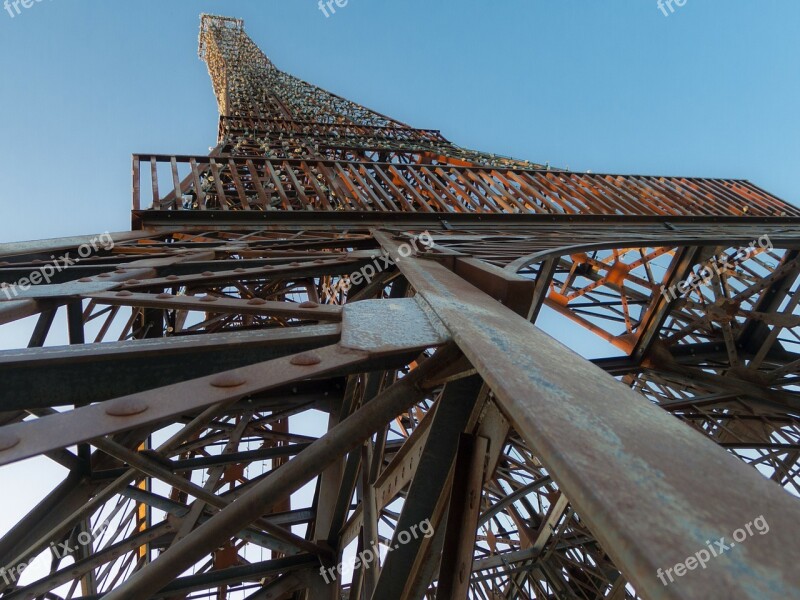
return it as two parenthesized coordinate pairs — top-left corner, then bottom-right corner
(606, 261), (631, 286)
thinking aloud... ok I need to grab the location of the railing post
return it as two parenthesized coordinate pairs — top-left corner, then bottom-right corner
(132, 155), (140, 211)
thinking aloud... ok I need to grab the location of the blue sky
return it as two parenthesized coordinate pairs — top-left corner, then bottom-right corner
(0, 0), (798, 245)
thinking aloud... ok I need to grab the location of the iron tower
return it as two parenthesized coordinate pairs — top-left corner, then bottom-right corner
(1, 13), (799, 600)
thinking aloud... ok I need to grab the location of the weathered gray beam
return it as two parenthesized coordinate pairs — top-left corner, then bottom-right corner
(371, 375), (483, 600)
(241, 572), (306, 600)
(437, 434), (489, 599)
(87, 291), (343, 321)
(100, 344), (459, 599)
(444, 256), (537, 317)
(0, 343), (370, 466)
(375, 230), (800, 600)
(0, 325), (341, 409)
(0, 231), (145, 260)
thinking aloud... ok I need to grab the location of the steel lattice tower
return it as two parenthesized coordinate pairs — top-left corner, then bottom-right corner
(0, 13), (799, 600)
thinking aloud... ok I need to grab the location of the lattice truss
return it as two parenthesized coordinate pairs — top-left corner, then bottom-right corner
(0, 13), (799, 600)
(196, 15), (541, 173)
(428, 225), (800, 497)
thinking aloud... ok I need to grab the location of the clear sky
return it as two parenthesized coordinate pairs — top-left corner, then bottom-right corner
(0, 0), (798, 246)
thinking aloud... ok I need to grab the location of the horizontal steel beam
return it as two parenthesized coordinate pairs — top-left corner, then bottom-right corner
(133, 210), (800, 229)
(0, 344), (369, 466)
(0, 231), (146, 260)
(0, 325), (341, 409)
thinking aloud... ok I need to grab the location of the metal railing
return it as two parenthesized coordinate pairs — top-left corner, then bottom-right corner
(133, 154), (799, 217)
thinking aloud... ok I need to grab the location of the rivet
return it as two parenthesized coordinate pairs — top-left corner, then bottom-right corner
(314, 259), (325, 264)
(210, 373), (247, 388)
(105, 398), (149, 417)
(125, 279), (141, 285)
(299, 301), (319, 309)
(247, 298), (267, 305)
(97, 273), (111, 279)
(78, 278), (93, 283)
(0, 432), (20, 452)
(290, 352), (321, 366)
(115, 269), (127, 274)
(156, 293), (173, 299)
(234, 268), (247, 273)
(201, 271), (215, 277)
(166, 275), (180, 281)
(289, 261), (301, 267)
(200, 296), (218, 303)
(116, 291), (134, 297)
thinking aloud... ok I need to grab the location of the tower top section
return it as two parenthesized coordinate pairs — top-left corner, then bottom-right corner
(198, 13), (416, 130)
(195, 13), (541, 170)
(130, 14), (799, 218)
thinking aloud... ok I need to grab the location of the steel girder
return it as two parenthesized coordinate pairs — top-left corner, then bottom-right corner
(1, 221), (800, 599)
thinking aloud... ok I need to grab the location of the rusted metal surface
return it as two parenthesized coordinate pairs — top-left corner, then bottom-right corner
(88, 290), (343, 321)
(375, 231), (800, 599)
(341, 298), (450, 354)
(134, 153), (798, 217)
(0, 324), (341, 408)
(101, 344), (460, 599)
(438, 434), (490, 599)
(0, 344), (369, 467)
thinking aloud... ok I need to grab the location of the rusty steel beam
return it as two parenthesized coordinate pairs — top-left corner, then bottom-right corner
(0, 324), (341, 409)
(0, 344), (371, 467)
(370, 376), (484, 600)
(101, 344), (460, 599)
(437, 434), (489, 599)
(375, 230), (800, 599)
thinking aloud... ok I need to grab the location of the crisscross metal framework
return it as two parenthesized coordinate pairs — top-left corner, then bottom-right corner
(0, 13), (799, 600)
